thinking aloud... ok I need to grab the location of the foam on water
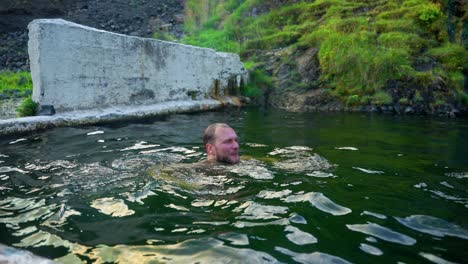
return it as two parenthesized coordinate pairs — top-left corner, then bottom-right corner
(90, 197), (135, 217)
(284, 225), (318, 245)
(346, 222), (417, 245)
(395, 215), (468, 239)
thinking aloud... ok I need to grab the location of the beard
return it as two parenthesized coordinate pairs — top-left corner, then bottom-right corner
(216, 152), (240, 164)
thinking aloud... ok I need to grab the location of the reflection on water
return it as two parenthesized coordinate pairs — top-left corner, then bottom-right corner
(0, 109), (467, 263)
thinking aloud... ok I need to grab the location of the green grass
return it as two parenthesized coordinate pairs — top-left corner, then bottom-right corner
(17, 95), (38, 117)
(0, 71), (33, 98)
(182, 0), (466, 107)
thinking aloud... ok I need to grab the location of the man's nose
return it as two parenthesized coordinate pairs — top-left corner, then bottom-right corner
(233, 141), (239, 149)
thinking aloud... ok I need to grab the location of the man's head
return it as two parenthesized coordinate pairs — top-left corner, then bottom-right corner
(204, 123), (239, 164)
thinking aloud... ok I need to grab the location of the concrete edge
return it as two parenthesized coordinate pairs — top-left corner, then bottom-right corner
(0, 99), (231, 137)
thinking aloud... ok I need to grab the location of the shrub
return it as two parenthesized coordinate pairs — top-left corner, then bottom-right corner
(372, 91), (393, 105)
(346, 94), (360, 106)
(418, 3), (442, 25)
(398, 98), (410, 105)
(459, 92), (468, 106)
(242, 69), (272, 98)
(17, 95), (38, 117)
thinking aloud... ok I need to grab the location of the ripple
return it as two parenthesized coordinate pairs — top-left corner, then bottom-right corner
(164, 203), (190, 212)
(42, 204), (81, 229)
(25, 160), (78, 171)
(346, 222), (416, 245)
(0, 166), (28, 174)
(352, 167), (384, 174)
(9, 138), (27, 144)
(86, 131), (104, 136)
(359, 243), (383, 256)
(444, 172), (468, 179)
(90, 197), (135, 217)
(285, 225), (318, 245)
(12, 226), (37, 237)
(120, 141), (160, 151)
(283, 192), (351, 216)
(395, 215), (468, 239)
(237, 202), (288, 220)
(124, 182), (158, 205)
(306, 171), (336, 178)
(335, 147), (359, 151)
(275, 246), (352, 264)
(245, 143), (268, 147)
(439, 181), (454, 189)
(361, 211), (387, 219)
(191, 199), (215, 207)
(229, 159), (273, 179)
(419, 252), (457, 264)
(288, 213), (307, 224)
(257, 189), (292, 199)
(233, 218), (290, 228)
(218, 232), (250, 246)
(273, 154), (334, 173)
(86, 237), (279, 263)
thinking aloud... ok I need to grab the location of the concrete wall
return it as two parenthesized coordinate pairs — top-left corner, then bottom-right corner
(28, 19), (247, 112)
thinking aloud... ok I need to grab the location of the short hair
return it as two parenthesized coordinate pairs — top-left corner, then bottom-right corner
(203, 123), (232, 144)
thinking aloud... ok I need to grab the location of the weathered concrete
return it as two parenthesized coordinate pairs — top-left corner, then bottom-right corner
(0, 98), (244, 136)
(28, 19), (247, 112)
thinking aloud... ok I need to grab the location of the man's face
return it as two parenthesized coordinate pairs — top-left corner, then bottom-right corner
(211, 127), (239, 164)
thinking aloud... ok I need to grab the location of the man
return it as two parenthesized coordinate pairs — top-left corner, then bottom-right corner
(203, 123), (240, 164)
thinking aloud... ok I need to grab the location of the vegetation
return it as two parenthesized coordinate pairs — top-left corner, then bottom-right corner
(182, 0), (468, 109)
(0, 71), (33, 98)
(16, 95), (38, 117)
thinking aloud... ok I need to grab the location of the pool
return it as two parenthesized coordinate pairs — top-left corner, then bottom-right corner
(1, 108), (467, 263)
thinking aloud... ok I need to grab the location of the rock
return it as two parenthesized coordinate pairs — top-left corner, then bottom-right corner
(38, 105), (56, 116)
(404, 106), (414, 114)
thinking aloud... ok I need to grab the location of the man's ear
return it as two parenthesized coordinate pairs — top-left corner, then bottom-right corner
(206, 143), (213, 155)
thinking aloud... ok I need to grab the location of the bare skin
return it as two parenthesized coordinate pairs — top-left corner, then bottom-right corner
(205, 126), (240, 164)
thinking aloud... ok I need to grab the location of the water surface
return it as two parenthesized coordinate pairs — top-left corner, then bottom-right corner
(0, 108), (467, 263)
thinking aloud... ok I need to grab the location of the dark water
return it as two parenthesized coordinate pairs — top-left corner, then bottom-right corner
(0, 108), (467, 263)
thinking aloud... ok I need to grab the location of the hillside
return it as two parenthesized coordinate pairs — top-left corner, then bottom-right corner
(183, 0), (468, 116)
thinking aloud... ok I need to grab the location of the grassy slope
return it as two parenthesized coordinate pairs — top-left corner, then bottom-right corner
(183, 0), (468, 109)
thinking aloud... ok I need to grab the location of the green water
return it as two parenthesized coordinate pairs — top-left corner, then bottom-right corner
(0, 108), (467, 263)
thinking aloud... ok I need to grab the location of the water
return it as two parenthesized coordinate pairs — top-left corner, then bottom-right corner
(0, 108), (467, 263)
